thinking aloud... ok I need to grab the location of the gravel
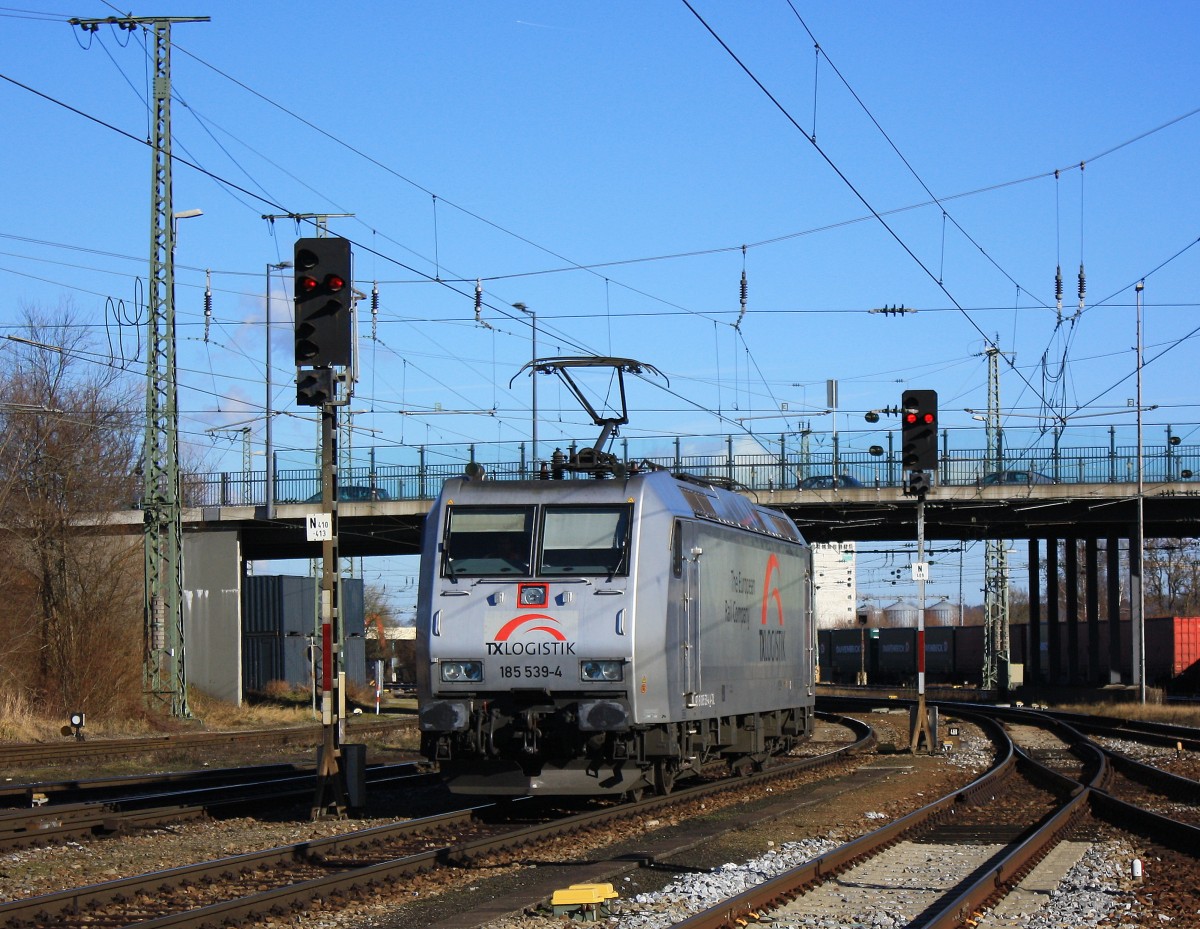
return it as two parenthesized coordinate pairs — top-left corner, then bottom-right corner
(611, 838), (841, 928)
(0, 714), (1169, 929)
(464, 721), (1152, 929)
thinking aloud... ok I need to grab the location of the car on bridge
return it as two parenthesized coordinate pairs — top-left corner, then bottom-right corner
(798, 474), (864, 489)
(981, 469), (1055, 486)
(304, 485), (393, 503)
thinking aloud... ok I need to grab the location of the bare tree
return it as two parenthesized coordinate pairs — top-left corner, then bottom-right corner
(363, 581), (399, 666)
(0, 306), (143, 717)
(1145, 539), (1200, 617)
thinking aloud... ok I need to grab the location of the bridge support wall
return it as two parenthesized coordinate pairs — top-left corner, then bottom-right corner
(182, 530), (243, 706)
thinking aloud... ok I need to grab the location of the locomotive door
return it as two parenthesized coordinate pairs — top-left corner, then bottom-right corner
(676, 521), (702, 706)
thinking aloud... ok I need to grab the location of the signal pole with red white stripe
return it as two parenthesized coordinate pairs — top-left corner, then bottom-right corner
(901, 390), (937, 753)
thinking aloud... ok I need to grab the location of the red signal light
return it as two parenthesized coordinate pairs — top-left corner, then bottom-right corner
(293, 236), (352, 368)
(900, 389), (938, 471)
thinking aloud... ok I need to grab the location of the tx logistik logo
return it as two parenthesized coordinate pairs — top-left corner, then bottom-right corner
(488, 613), (577, 656)
(759, 554), (786, 661)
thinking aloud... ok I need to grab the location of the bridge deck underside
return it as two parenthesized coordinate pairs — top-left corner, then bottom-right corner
(163, 482), (1199, 560)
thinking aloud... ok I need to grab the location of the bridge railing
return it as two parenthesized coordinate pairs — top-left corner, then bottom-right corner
(182, 438), (1198, 509)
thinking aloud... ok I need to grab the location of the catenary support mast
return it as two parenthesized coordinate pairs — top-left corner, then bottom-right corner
(982, 345), (1011, 691)
(72, 14), (209, 717)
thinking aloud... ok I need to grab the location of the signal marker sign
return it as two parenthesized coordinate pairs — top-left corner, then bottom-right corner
(307, 514), (332, 542)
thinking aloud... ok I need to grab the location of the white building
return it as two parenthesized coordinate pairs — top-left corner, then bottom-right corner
(812, 541), (856, 628)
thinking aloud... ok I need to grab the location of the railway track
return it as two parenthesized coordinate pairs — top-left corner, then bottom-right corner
(649, 701), (1200, 929)
(7, 704), (1196, 927)
(0, 762), (434, 852)
(0, 717), (413, 769)
(0, 715), (874, 929)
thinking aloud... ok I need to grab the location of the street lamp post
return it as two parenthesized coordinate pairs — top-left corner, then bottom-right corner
(265, 261), (292, 519)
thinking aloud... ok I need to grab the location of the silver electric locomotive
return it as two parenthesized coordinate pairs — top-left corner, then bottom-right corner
(416, 468), (816, 796)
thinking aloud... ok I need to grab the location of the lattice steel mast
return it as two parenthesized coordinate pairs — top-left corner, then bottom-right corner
(73, 15), (210, 716)
(982, 344), (1010, 691)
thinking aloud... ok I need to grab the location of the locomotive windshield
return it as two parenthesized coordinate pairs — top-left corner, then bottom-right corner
(539, 505), (631, 576)
(441, 503), (631, 577)
(442, 506), (534, 576)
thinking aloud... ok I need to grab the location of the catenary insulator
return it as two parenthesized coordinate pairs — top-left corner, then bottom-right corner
(203, 269), (212, 342)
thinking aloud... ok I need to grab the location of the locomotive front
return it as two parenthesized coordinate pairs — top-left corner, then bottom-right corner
(416, 476), (646, 795)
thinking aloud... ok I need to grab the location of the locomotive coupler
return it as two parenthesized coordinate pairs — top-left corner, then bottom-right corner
(521, 708), (544, 754)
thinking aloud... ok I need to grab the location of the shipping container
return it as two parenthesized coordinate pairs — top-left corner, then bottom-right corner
(242, 634), (283, 693)
(820, 617), (1199, 695)
(1146, 616), (1200, 690)
(242, 575), (367, 694)
(877, 627), (916, 683)
(829, 627), (873, 683)
(955, 624), (984, 684)
(925, 626), (955, 679)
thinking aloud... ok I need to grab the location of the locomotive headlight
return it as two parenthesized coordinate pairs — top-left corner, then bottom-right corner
(440, 660), (483, 683)
(580, 660), (623, 682)
(518, 583), (548, 607)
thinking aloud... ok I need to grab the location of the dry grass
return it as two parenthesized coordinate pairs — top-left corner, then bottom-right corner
(0, 686), (325, 745)
(1054, 699), (1200, 727)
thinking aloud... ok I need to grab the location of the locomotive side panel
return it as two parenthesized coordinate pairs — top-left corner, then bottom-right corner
(667, 522), (811, 721)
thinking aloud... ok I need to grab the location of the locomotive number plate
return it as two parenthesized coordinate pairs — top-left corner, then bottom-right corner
(499, 665), (564, 679)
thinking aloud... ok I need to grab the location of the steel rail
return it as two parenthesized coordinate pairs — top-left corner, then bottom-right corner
(0, 718), (412, 767)
(0, 763), (432, 852)
(669, 701), (1199, 929)
(665, 711), (1016, 929)
(0, 723), (872, 929)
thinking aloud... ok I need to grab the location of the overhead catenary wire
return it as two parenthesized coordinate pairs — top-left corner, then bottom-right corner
(4, 13), (1197, 469)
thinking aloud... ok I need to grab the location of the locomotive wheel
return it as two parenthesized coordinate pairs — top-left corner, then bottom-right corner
(653, 760), (678, 795)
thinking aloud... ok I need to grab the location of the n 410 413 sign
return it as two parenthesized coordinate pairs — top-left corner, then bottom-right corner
(306, 513), (332, 542)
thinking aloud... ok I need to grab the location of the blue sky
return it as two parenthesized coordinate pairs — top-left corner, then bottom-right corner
(2, 2), (1198, 611)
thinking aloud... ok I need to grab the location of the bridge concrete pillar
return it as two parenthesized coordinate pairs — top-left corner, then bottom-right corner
(1027, 538), (1041, 687)
(1106, 536), (1123, 684)
(1065, 538), (1080, 685)
(1046, 538), (1062, 685)
(1085, 538), (1100, 685)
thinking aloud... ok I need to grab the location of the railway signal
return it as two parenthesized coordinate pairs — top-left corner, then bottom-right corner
(905, 469), (930, 498)
(296, 368), (334, 407)
(294, 237), (353, 368)
(901, 389), (938, 470)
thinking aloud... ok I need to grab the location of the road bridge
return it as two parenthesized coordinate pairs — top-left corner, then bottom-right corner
(102, 475), (1200, 560)
(96, 466), (1198, 700)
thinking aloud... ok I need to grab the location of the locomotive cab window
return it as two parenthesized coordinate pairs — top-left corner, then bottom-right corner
(539, 505), (631, 576)
(443, 506), (534, 576)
